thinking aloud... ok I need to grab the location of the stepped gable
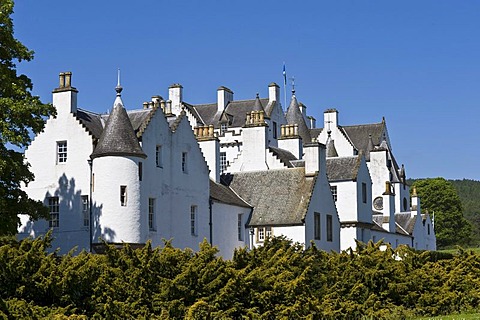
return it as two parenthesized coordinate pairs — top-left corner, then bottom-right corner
(286, 94), (311, 143)
(210, 180), (251, 208)
(268, 146), (297, 168)
(223, 168), (315, 227)
(326, 156), (361, 182)
(192, 98), (270, 128)
(90, 87), (146, 159)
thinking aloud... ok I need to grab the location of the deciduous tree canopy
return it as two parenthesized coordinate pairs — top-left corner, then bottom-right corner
(412, 178), (472, 248)
(0, 0), (56, 235)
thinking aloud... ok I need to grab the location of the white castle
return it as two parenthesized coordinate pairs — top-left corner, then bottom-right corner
(18, 72), (435, 258)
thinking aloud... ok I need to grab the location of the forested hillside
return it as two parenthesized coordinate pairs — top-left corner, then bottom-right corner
(449, 179), (480, 246)
(1, 235), (479, 319)
(409, 178), (480, 247)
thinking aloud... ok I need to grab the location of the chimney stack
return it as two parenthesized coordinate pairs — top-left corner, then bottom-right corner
(168, 84), (183, 115)
(52, 71), (78, 115)
(268, 82), (280, 104)
(217, 86), (233, 113)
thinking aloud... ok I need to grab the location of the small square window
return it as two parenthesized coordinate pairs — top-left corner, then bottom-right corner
(57, 141), (67, 163)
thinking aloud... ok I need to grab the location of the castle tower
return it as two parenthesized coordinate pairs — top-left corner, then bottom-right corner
(90, 77), (147, 249)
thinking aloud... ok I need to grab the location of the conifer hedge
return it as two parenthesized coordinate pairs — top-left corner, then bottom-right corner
(0, 234), (478, 319)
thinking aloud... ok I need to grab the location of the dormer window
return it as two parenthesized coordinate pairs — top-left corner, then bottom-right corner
(220, 123), (228, 135)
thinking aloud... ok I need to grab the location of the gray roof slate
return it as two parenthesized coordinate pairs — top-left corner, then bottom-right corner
(223, 168), (315, 226)
(286, 95), (311, 143)
(395, 213), (417, 234)
(268, 146), (297, 168)
(326, 156), (361, 182)
(90, 97), (146, 159)
(192, 98), (270, 129)
(210, 180), (251, 208)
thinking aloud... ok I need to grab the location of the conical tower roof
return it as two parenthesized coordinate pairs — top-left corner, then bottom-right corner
(326, 131), (338, 157)
(286, 93), (311, 143)
(91, 84), (146, 159)
(252, 93), (264, 112)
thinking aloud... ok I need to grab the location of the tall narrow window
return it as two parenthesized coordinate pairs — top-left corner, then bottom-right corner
(257, 227), (265, 242)
(330, 186), (337, 202)
(149, 198), (155, 231)
(48, 197), (59, 228)
(138, 162), (143, 181)
(237, 213), (243, 241)
(156, 145), (162, 168)
(120, 186), (127, 206)
(220, 152), (227, 173)
(57, 141), (67, 163)
(182, 152), (188, 173)
(314, 212), (321, 240)
(273, 121), (277, 139)
(326, 214), (333, 242)
(427, 223), (430, 235)
(362, 183), (367, 204)
(82, 195), (89, 227)
(265, 226), (272, 238)
(190, 205), (197, 236)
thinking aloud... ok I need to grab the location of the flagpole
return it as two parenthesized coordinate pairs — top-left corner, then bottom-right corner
(283, 62), (287, 113)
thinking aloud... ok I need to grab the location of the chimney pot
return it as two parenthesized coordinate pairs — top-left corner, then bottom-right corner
(64, 72), (72, 87)
(59, 72), (65, 88)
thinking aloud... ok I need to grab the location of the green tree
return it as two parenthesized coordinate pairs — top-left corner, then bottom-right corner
(412, 178), (472, 248)
(0, 0), (56, 235)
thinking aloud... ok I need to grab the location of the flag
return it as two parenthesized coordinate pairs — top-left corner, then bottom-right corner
(283, 63), (287, 86)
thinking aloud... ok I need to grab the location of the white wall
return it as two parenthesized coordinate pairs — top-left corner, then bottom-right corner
(19, 106), (93, 254)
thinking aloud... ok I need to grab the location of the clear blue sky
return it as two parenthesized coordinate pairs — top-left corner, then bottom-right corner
(12, 1), (480, 180)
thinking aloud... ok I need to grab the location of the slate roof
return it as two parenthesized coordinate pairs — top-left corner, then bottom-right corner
(286, 95), (311, 143)
(209, 180), (251, 208)
(192, 98), (270, 129)
(90, 96), (146, 159)
(222, 168), (316, 227)
(341, 122), (385, 153)
(76, 108), (153, 140)
(326, 156), (361, 182)
(268, 146), (297, 168)
(395, 213), (417, 234)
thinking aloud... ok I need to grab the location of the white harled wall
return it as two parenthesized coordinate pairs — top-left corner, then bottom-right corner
(19, 98), (93, 254)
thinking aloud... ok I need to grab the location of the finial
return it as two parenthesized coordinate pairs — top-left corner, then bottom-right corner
(115, 68), (123, 95)
(256, 92), (259, 99)
(291, 76), (296, 95)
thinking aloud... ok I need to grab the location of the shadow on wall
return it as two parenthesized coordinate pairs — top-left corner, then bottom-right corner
(22, 173), (115, 253)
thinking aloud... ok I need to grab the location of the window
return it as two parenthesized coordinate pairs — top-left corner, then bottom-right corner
(57, 141), (67, 163)
(220, 123), (228, 135)
(256, 227), (272, 242)
(182, 152), (188, 173)
(330, 186), (337, 202)
(120, 186), (127, 206)
(220, 152), (227, 173)
(138, 162), (143, 181)
(237, 213), (243, 241)
(273, 121), (277, 139)
(190, 205), (197, 236)
(156, 145), (162, 167)
(149, 198), (155, 231)
(314, 212), (321, 240)
(82, 195), (89, 227)
(427, 223), (430, 235)
(326, 214), (333, 242)
(403, 197), (407, 211)
(362, 183), (367, 204)
(48, 197), (59, 228)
